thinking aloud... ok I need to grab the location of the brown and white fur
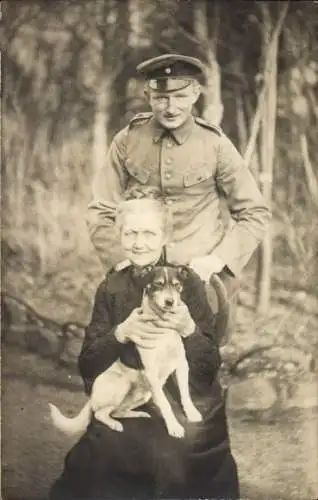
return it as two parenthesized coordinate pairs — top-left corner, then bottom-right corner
(49, 267), (225, 438)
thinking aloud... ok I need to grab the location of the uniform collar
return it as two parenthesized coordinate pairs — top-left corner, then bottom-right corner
(152, 115), (195, 145)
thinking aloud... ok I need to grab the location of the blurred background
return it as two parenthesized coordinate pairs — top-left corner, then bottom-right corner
(1, 1), (318, 499)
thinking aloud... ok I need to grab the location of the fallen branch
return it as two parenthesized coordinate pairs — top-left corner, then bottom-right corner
(227, 343), (314, 376)
(1, 291), (86, 333)
(227, 344), (276, 375)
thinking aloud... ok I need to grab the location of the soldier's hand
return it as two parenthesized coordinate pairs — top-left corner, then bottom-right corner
(189, 255), (225, 282)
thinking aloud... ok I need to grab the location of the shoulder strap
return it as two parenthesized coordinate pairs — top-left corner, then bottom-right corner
(128, 112), (153, 128)
(194, 116), (223, 136)
(125, 112), (153, 164)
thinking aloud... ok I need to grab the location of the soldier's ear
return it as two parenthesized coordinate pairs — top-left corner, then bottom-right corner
(192, 81), (201, 104)
(144, 84), (150, 101)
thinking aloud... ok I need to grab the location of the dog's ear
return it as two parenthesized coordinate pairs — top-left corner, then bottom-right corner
(176, 265), (190, 281)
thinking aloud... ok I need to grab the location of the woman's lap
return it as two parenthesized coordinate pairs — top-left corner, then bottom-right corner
(50, 388), (239, 500)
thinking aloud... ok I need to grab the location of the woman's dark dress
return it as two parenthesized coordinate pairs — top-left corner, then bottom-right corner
(50, 265), (239, 500)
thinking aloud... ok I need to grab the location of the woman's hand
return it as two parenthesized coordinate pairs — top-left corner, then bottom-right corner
(115, 302), (196, 349)
(154, 302), (196, 337)
(115, 308), (177, 349)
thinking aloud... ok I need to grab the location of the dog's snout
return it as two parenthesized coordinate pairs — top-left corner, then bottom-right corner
(164, 298), (174, 307)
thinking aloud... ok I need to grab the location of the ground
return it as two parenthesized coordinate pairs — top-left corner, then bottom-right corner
(2, 345), (318, 500)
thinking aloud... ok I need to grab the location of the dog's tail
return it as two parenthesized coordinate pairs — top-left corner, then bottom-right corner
(209, 274), (230, 345)
(48, 401), (92, 436)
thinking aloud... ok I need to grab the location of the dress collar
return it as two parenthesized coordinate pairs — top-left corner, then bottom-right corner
(131, 252), (167, 278)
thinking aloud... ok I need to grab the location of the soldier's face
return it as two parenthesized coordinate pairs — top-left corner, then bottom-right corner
(147, 83), (200, 129)
(120, 210), (167, 267)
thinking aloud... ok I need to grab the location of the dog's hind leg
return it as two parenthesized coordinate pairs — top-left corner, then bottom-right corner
(92, 368), (136, 432)
(175, 351), (202, 423)
(95, 409), (124, 432)
(115, 409), (151, 419)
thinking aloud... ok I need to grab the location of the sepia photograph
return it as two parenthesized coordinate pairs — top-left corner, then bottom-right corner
(1, 1), (318, 499)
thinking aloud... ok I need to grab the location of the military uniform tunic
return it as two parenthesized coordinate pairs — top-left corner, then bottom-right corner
(87, 113), (270, 276)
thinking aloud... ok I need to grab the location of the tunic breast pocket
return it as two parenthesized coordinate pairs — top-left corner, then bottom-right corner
(183, 164), (214, 190)
(125, 158), (150, 185)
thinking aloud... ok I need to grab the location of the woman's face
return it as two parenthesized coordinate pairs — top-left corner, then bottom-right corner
(120, 209), (166, 267)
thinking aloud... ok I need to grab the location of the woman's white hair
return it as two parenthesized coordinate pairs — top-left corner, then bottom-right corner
(115, 186), (172, 235)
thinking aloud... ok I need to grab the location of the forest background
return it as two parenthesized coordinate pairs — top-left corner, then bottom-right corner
(2, 0), (318, 317)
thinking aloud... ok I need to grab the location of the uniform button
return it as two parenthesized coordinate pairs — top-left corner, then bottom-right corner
(165, 158), (173, 165)
(165, 171), (172, 180)
(166, 141), (173, 148)
(166, 199), (173, 206)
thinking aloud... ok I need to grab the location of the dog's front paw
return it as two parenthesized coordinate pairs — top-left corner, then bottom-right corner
(185, 406), (202, 422)
(167, 421), (185, 439)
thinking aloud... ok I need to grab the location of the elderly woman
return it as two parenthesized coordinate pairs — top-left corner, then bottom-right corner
(50, 186), (239, 500)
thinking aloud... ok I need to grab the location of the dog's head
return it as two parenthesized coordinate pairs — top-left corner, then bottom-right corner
(144, 266), (188, 315)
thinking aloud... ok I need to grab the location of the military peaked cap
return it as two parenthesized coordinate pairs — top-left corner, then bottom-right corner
(136, 53), (205, 92)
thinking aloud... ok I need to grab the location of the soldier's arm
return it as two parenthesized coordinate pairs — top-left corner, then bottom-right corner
(86, 127), (129, 269)
(213, 134), (271, 276)
(180, 268), (221, 385)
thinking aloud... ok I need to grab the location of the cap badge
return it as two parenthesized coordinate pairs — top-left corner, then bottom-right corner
(165, 67), (172, 74)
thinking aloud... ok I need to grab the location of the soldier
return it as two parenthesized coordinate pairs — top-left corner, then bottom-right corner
(87, 53), (270, 341)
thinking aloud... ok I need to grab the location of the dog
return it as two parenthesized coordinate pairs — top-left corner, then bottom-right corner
(49, 266), (227, 438)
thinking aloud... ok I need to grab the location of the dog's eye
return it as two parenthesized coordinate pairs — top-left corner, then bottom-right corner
(172, 280), (182, 291)
(154, 280), (165, 288)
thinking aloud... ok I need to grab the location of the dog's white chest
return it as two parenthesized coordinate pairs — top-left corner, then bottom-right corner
(139, 333), (184, 377)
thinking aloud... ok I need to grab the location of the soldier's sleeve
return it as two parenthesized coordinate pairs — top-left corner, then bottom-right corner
(86, 126), (129, 269)
(181, 269), (221, 386)
(213, 134), (271, 276)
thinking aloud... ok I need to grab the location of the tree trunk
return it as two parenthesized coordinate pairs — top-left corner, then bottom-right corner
(92, 77), (109, 176)
(256, 2), (289, 315)
(244, 97), (261, 179)
(111, 0), (130, 135)
(236, 89), (248, 153)
(92, 0), (123, 173)
(193, 0), (223, 125)
(300, 132), (318, 205)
